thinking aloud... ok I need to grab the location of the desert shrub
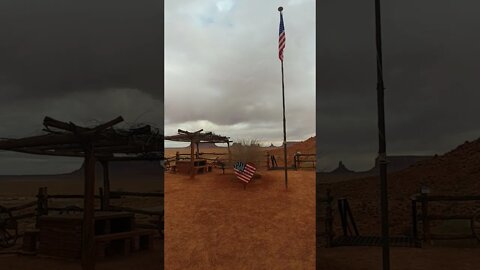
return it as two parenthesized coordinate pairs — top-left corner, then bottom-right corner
(230, 139), (264, 166)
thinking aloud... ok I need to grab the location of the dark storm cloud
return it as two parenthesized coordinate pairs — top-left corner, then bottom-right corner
(0, 1), (163, 174)
(318, 0), (480, 171)
(0, 1), (163, 100)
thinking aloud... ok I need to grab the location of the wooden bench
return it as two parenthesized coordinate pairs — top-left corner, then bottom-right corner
(193, 165), (213, 174)
(94, 229), (156, 258)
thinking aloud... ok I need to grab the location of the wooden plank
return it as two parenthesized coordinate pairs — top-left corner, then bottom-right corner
(421, 195), (480, 202)
(101, 161), (110, 211)
(47, 194), (103, 199)
(43, 116), (89, 133)
(0, 133), (83, 150)
(110, 191), (164, 197)
(427, 215), (472, 220)
(190, 140), (195, 178)
(7, 200), (37, 211)
(109, 205), (163, 216)
(82, 143), (96, 270)
(430, 233), (475, 240)
(94, 229), (155, 242)
(91, 116), (124, 133)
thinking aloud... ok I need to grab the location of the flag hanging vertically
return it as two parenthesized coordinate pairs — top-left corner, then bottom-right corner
(278, 12), (286, 61)
(278, 6), (288, 190)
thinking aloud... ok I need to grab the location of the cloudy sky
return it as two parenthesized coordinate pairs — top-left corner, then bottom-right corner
(0, 1), (163, 174)
(165, 0), (315, 148)
(318, 0), (480, 171)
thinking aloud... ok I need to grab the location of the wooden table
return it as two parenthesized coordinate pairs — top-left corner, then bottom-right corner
(38, 211), (134, 258)
(175, 159), (211, 174)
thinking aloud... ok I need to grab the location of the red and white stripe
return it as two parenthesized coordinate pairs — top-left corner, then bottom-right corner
(234, 163), (256, 183)
(279, 32), (286, 61)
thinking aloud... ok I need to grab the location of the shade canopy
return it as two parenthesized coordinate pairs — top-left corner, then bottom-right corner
(165, 129), (231, 144)
(0, 116), (164, 161)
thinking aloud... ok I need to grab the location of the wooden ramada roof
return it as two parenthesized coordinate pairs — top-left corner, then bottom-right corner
(164, 129), (231, 144)
(0, 116), (164, 161)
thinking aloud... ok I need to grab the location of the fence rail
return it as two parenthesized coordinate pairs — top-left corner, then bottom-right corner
(412, 192), (480, 243)
(318, 190), (334, 247)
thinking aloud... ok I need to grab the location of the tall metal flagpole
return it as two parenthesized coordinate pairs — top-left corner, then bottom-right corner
(278, 6), (288, 190)
(374, 0), (390, 269)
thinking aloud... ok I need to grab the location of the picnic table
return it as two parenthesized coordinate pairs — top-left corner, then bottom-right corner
(37, 211), (155, 258)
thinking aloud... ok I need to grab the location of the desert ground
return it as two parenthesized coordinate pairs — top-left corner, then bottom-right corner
(319, 246), (480, 270)
(164, 168), (315, 270)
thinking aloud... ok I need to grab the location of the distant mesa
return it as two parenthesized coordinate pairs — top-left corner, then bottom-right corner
(185, 142), (220, 149)
(367, 155), (433, 173)
(330, 161), (354, 174)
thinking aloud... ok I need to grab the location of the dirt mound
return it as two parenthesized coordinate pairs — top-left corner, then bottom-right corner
(269, 136), (316, 165)
(322, 138), (480, 235)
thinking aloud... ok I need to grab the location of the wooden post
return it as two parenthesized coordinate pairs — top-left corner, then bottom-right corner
(36, 187), (48, 228)
(325, 190), (333, 247)
(266, 153), (271, 170)
(190, 140), (195, 178)
(227, 141), (232, 166)
(421, 193), (430, 244)
(99, 188), (104, 211)
(411, 196), (418, 242)
(101, 161), (110, 211)
(196, 142), (200, 159)
(176, 151), (180, 161)
(82, 143), (96, 270)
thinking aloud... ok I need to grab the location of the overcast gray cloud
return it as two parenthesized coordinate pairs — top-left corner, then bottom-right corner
(165, 0), (315, 147)
(318, 0), (480, 171)
(0, 1), (163, 174)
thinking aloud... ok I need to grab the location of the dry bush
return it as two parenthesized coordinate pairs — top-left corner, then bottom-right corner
(230, 139), (264, 167)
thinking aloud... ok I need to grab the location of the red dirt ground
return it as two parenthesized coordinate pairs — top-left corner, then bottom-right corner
(164, 169), (315, 270)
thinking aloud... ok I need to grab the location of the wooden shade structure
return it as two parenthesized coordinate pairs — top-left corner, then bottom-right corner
(165, 129), (231, 178)
(0, 116), (163, 270)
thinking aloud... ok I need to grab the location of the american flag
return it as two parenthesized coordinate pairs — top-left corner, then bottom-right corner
(278, 12), (286, 61)
(233, 161), (256, 183)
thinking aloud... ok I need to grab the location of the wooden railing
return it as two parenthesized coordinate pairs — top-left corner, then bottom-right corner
(294, 153), (316, 169)
(318, 190), (334, 247)
(411, 192), (480, 243)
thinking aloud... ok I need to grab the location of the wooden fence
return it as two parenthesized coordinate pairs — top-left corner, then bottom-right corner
(412, 192), (480, 243)
(3, 187), (164, 235)
(294, 153), (316, 169)
(318, 190), (334, 247)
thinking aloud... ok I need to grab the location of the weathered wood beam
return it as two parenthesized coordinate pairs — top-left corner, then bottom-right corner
(190, 140), (195, 179)
(82, 143), (96, 270)
(0, 134), (85, 150)
(98, 155), (164, 162)
(91, 116), (124, 133)
(129, 125), (151, 135)
(12, 148), (113, 158)
(43, 116), (89, 133)
(101, 161), (110, 211)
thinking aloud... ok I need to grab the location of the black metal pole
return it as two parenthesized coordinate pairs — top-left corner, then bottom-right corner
(281, 60), (288, 190)
(374, 0), (390, 269)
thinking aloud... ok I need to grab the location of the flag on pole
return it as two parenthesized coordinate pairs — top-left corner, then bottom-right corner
(233, 161), (257, 184)
(278, 12), (286, 61)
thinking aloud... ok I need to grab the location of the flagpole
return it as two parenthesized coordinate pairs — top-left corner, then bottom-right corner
(278, 6), (288, 190)
(374, 0), (390, 269)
